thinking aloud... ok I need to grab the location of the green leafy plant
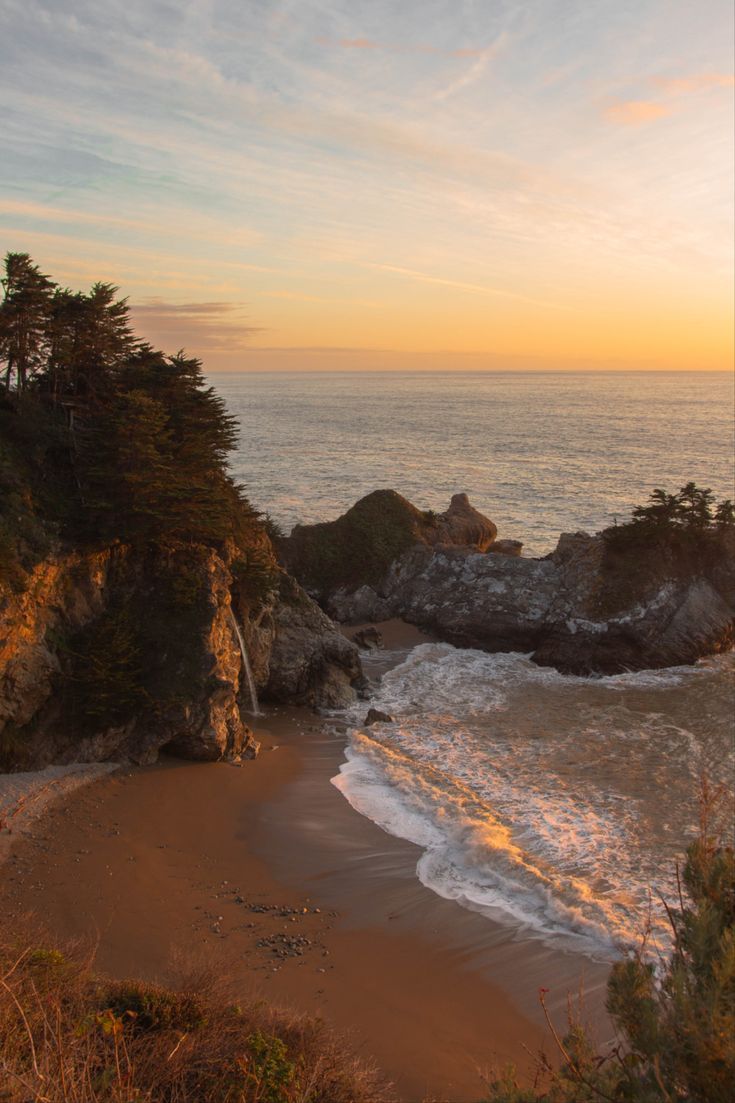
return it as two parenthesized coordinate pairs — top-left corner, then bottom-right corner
(485, 785), (735, 1102)
(242, 1031), (297, 1103)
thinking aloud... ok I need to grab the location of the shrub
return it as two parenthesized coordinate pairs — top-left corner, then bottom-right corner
(243, 1030), (296, 1103)
(0, 934), (393, 1102)
(485, 787), (735, 1102)
(102, 980), (207, 1034)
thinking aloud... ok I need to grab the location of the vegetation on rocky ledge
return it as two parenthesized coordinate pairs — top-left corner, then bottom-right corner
(605, 483), (734, 548)
(278, 489), (434, 595)
(594, 483), (735, 618)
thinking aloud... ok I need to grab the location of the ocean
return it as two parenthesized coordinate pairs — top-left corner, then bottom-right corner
(212, 370), (734, 557)
(212, 369), (735, 961)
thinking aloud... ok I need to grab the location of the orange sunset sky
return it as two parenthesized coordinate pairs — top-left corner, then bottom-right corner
(0, 1), (733, 371)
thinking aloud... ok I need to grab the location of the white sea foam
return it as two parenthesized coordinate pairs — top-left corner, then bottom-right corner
(332, 645), (735, 960)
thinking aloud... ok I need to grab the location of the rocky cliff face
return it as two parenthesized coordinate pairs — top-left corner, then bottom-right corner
(288, 496), (734, 675)
(0, 539), (362, 770)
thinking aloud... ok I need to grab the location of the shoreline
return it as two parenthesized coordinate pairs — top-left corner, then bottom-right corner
(0, 762), (119, 865)
(0, 622), (612, 1100)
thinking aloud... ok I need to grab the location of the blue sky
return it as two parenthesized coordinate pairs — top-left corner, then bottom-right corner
(1, 0), (733, 368)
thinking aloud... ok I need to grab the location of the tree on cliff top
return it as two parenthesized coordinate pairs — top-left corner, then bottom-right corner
(0, 252), (260, 560)
(0, 252), (56, 393)
(45, 281), (135, 399)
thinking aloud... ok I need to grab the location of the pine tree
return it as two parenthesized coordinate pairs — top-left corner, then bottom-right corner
(43, 282), (135, 399)
(0, 252), (56, 393)
(631, 487), (682, 529)
(677, 482), (715, 528)
(80, 389), (181, 542)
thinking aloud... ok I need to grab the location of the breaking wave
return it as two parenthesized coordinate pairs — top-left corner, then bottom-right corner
(332, 644), (735, 959)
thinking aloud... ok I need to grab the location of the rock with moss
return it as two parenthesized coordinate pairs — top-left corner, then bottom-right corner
(278, 489), (497, 601)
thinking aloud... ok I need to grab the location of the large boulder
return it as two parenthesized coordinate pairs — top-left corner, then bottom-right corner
(278, 489), (497, 602)
(266, 575), (363, 708)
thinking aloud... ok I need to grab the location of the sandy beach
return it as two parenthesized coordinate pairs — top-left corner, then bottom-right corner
(0, 624), (613, 1101)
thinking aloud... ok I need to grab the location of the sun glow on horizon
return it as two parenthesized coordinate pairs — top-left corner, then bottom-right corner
(0, 1), (732, 371)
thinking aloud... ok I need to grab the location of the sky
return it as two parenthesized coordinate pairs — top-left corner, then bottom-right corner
(0, 0), (733, 371)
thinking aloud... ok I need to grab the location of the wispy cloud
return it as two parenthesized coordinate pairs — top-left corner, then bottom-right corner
(604, 71), (734, 125)
(432, 34), (508, 102)
(651, 72), (734, 95)
(332, 37), (379, 50)
(316, 36), (500, 58)
(130, 299), (262, 353)
(363, 262), (558, 308)
(604, 99), (672, 125)
(263, 290), (379, 307)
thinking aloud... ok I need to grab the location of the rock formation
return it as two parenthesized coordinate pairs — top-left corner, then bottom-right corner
(283, 494), (735, 675)
(278, 489), (498, 600)
(0, 540), (362, 770)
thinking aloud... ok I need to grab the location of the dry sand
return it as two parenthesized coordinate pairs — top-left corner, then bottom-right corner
(0, 622), (612, 1101)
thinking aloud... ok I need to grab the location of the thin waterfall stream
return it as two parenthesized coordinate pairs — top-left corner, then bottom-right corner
(228, 608), (263, 717)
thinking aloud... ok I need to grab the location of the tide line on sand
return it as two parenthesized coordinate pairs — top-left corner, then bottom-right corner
(0, 763), (119, 865)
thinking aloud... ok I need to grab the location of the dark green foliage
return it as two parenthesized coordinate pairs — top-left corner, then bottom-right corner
(42, 281), (135, 400)
(0, 252), (56, 393)
(485, 799), (735, 1102)
(282, 489), (431, 595)
(595, 483), (734, 616)
(714, 499), (735, 527)
(231, 547), (281, 612)
(607, 483), (732, 550)
(262, 513), (285, 542)
(244, 1031), (297, 1103)
(0, 394), (77, 586)
(0, 253), (265, 563)
(66, 604), (147, 726)
(102, 980), (207, 1034)
(75, 348), (259, 546)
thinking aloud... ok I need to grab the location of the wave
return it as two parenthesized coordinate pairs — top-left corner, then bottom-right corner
(331, 644), (734, 960)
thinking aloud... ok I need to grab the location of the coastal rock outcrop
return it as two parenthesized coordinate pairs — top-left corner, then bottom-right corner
(279, 489), (497, 601)
(265, 574), (363, 708)
(283, 495), (735, 675)
(0, 540), (362, 770)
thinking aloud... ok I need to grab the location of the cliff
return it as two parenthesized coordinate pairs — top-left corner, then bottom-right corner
(284, 493), (735, 675)
(0, 537), (361, 770)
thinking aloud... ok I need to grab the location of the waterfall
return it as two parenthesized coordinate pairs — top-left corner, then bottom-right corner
(228, 609), (263, 717)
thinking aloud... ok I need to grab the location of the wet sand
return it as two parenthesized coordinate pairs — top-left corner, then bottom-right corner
(0, 623), (612, 1101)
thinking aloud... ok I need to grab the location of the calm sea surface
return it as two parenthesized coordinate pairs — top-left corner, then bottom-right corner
(212, 370), (735, 961)
(211, 370), (734, 556)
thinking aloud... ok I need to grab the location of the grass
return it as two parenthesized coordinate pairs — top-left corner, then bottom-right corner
(0, 931), (393, 1103)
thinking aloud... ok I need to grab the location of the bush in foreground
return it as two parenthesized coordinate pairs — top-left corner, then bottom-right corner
(0, 941), (392, 1102)
(486, 792), (735, 1103)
